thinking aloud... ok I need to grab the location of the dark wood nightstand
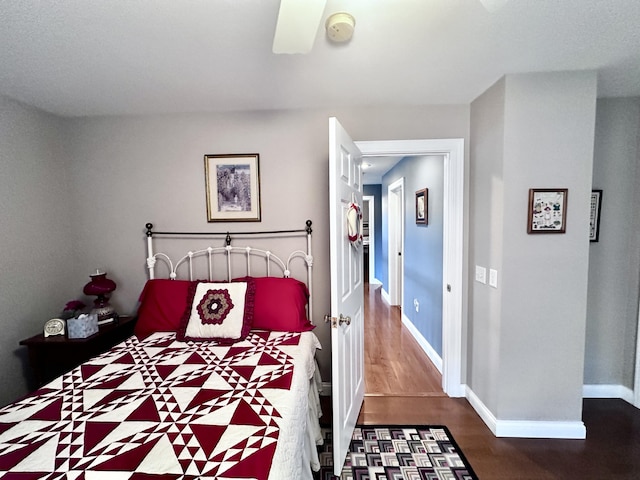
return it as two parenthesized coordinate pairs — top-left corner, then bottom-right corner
(20, 315), (137, 388)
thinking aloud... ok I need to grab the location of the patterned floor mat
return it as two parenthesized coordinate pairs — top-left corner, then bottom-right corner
(316, 425), (479, 480)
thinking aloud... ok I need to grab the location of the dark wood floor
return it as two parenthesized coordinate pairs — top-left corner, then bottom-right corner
(323, 283), (640, 479)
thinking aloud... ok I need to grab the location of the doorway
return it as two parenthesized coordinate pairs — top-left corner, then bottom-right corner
(362, 196), (377, 285)
(356, 139), (465, 397)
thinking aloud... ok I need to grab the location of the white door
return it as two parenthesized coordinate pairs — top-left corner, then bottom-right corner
(329, 117), (365, 476)
(388, 178), (404, 307)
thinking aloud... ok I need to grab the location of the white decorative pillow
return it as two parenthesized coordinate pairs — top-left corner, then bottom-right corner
(177, 280), (255, 344)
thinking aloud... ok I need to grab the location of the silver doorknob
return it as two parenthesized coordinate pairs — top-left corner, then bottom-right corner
(324, 314), (352, 328)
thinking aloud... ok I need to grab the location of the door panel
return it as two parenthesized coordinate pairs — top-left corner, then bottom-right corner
(329, 117), (365, 476)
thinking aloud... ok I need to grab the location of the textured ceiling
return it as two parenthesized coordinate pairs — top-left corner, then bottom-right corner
(1, 0), (639, 117)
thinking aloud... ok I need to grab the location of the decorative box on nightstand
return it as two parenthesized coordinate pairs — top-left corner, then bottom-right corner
(20, 315), (137, 388)
(67, 313), (99, 339)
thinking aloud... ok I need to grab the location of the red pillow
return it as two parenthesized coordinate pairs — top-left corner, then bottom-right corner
(233, 276), (314, 332)
(134, 279), (192, 339)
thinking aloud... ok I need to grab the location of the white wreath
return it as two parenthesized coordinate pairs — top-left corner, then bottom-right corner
(347, 202), (363, 248)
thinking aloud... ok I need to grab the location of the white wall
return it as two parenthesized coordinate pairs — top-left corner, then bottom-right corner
(469, 71), (598, 434)
(586, 98), (640, 388)
(0, 95), (79, 405)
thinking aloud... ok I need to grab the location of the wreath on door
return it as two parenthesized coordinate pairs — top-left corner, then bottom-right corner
(347, 201), (363, 247)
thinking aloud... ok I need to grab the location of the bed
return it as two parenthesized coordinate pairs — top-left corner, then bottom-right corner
(1, 221), (323, 479)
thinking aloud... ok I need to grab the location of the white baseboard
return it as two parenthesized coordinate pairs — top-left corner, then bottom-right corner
(381, 287), (390, 304)
(401, 313), (443, 373)
(465, 386), (586, 439)
(583, 384), (634, 404)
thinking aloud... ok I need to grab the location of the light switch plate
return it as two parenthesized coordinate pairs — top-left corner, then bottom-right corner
(489, 269), (498, 288)
(475, 265), (487, 284)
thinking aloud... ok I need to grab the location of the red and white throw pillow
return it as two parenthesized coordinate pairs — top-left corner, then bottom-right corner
(177, 280), (254, 344)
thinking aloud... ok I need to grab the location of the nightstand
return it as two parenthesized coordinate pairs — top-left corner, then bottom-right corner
(20, 315), (137, 388)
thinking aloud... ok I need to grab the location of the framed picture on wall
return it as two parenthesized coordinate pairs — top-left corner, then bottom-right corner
(416, 188), (428, 224)
(527, 188), (568, 234)
(589, 190), (603, 242)
(204, 154), (261, 222)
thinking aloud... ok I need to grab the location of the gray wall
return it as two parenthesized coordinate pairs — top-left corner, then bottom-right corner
(586, 98), (640, 388)
(0, 96), (80, 403)
(469, 71), (598, 422)
(61, 105), (471, 393)
(468, 77), (505, 413)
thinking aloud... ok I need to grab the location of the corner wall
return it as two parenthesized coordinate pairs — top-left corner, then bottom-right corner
(0, 95), (79, 405)
(469, 71), (598, 437)
(585, 98), (640, 393)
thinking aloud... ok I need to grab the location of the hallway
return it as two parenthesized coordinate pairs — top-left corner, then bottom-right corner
(364, 283), (444, 396)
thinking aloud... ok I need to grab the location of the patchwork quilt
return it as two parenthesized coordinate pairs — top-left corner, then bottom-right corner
(0, 330), (321, 479)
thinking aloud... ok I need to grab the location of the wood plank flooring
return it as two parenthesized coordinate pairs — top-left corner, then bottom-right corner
(321, 282), (640, 479)
(364, 283), (444, 396)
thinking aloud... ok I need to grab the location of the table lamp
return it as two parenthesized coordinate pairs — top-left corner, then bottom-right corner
(83, 270), (117, 323)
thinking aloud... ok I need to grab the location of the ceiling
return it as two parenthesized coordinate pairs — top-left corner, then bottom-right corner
(362, 156), (404, 185)
(0, 0), (639, 118)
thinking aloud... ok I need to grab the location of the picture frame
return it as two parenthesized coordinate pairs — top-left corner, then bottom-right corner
(204, 154), (261, 222)
(416, 188), (428, 224)
(589, 189), (603, 242)
(527, 188), (568, 234)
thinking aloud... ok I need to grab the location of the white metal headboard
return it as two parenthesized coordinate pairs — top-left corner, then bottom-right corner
(144, 220), (314, 323)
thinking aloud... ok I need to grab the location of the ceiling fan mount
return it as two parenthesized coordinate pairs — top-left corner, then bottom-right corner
(272, 0), (507, 55)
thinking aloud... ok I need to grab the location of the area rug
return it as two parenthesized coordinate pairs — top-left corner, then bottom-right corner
(316, 425), (479, 480)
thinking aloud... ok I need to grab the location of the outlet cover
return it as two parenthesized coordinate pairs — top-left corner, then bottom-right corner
(475, 265), (487, 284)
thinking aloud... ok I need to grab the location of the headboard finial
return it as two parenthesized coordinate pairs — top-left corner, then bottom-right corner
(225, 232), (232, 246)
(305, 219), (312, 234)
(145, 223), (154, 237)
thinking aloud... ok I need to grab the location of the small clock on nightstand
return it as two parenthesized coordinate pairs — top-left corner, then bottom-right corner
(43, 318), (65, 337)
(21, 315), (137, 387)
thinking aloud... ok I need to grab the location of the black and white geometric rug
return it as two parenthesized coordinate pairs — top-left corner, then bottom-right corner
(317, 425), (479, 480)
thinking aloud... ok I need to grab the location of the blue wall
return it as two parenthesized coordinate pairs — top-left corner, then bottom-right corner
(363, 184), (383, 281)
(381, 155), (444, 355)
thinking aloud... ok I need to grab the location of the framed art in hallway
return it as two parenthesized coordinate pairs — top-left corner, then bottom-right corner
(416, 188), (428, 224)
(527, 188), (568, 234)
(204, 154), (261, 222)
(589, 189), (602, 242)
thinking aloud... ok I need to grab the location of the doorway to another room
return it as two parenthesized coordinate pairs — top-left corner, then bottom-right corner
(355, 137), (465, 399)
(361, 156), (446, 398)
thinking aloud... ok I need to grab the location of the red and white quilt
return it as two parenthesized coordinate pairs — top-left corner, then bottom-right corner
(0, 330), (321, 479)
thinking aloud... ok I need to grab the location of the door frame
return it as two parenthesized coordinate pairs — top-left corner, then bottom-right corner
(635, 307), (640, 407)
(356, 138), (465, 397)
(388, 178), (405, 307)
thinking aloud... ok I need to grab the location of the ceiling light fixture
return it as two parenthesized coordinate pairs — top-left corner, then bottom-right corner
(325, 12), (355, 43)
